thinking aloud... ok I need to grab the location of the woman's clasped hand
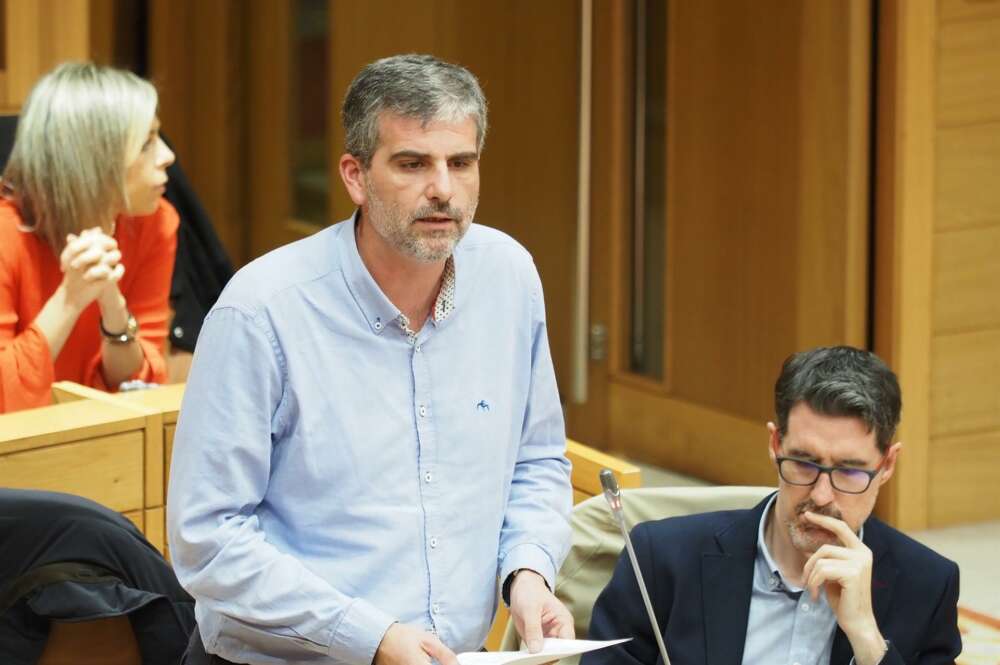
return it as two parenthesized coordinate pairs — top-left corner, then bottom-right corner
(59, 228), (125, 312)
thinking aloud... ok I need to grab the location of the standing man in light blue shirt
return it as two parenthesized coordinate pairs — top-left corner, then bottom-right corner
(168, 54), (574, 665)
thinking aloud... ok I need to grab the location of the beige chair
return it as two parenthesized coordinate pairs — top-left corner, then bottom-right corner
(499, 485), (775, 661)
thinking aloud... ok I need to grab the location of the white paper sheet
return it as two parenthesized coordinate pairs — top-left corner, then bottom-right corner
(457, 638), (631, 665)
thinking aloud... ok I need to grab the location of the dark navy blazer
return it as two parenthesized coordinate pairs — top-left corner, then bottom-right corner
(582, 495), (961, 665)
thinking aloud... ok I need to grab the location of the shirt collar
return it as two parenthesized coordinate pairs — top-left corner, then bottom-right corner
(339, 210), (459, 336)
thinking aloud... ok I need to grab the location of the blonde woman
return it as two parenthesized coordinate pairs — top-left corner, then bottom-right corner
(0, 62), (177, 412)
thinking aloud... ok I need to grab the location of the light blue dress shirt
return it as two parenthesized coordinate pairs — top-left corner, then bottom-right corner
(167, 214), (572, 665)
(741, 494), (847, 665)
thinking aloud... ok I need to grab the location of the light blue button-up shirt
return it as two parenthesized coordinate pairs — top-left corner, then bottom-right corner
(167, 214), (572, 665)
(741, 495), (846, 665)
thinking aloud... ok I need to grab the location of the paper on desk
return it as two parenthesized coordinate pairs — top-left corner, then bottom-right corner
(457, 638), (631, 665)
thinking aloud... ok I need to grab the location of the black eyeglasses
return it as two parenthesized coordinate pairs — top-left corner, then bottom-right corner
(775, 456), (885, 494)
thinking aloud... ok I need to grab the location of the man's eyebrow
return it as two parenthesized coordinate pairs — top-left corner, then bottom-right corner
(389, 150), (429, 161)
(388, 150), (479, 161)
(833, 458), (871, 468)
(785, 448), (820, 461)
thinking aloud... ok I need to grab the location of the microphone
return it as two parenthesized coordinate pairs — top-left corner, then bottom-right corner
(600, 469), (672, 665)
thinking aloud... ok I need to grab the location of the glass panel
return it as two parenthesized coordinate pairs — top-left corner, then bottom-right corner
(290, 0), (329, 225)
(629, 0), (667, 380)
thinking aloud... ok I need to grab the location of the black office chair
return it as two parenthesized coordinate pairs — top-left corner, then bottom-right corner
(0, 489), (195, 665)
(0, 114), (233, 354)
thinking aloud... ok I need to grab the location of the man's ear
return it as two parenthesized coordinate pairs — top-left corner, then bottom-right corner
(767, 421), (781, 463)
(339, 153), (367, 207)
(878, 442), (903, 485)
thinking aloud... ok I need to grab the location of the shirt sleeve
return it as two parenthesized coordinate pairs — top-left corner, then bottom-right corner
(497, 261), (573, 593)
(166, 305), (395, 665)
(84, 200), (178, 390)
(0, 248), (54, 412)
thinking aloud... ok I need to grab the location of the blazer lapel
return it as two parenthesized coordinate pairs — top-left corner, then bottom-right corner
(701, 498), (770, 665)
(829, 518), (898, 664)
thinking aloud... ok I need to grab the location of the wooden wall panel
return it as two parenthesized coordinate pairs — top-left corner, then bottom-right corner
(928, 2), (1000, 526)
(936, 123), (1000, 231)
(664, 0), (802, 423)
(930, 330), (1000, 438)
(939, 0), (1000, 24)
(929, 430), (1000, 526)
(933, 224), (1000, 333)
(149, 0), (246, 263)
(937, 16), (1000, 127)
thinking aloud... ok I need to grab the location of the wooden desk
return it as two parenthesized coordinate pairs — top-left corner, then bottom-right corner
(0, 383), (162, 549)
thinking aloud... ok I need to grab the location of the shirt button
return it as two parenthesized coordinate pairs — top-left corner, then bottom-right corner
(415, 345), (422, 353)
(432, 603), (440, 614)
(424, 472), (433, 483)
(801, 603), (810, 612)
(418, 405), (427, 417)
(374, 320), (383, 331)
(429, 537), (438, 548)
(173, 326), (184, 338)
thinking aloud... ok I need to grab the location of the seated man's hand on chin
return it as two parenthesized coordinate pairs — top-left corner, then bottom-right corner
(374, 622), (459, 665)
(802, 512), (888, 665)
(509, 569), (575, 662)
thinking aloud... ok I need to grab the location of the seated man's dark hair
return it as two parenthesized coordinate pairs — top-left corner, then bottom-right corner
(774, 346), (901, 454)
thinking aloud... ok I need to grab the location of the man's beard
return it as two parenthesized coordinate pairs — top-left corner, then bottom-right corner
(364, 180), (475, 263)
(784, 499), (844, 553)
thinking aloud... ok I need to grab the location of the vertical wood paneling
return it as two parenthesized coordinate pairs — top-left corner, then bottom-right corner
(927, 4), (1000, 526)
(937, 17), (1000, 127)
(936, 123), (1000, 231)
(929, 430), (1000, 526)
(4, 0), (92, 108)
(665, 0), (803, 423)
(933, 224), (1000, 334)
(872, 0), (936, 529)
(149, 0), (246, 263)
(931, 330), (1000, 438)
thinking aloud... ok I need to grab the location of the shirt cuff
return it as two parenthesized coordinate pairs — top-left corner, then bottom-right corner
(328, 597), (397, 665)
(499, 543), (557, 605)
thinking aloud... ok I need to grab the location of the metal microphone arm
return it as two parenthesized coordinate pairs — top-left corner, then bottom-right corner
(599, 469), (672, 665)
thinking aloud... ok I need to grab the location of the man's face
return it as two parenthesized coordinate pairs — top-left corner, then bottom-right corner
(767, 402), (900, 556)
(352, 112), (480, 263)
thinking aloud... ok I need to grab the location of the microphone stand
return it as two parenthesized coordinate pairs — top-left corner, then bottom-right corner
(600, 469), (672, 665)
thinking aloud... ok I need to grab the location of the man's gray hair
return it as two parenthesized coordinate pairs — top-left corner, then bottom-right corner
(774, 346), (902, 454)
(3, 61), (157, 252)
(342, 54), (487, 168)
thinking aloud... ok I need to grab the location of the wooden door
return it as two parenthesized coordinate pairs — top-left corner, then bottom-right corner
(581, 0), (874, 490)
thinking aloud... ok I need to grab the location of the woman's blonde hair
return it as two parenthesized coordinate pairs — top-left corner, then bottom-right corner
(2, 62), (158, 251)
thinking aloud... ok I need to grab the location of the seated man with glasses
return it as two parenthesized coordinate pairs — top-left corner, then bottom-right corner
(583, 346), (961, 665)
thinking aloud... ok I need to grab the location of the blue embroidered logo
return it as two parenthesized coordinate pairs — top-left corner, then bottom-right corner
(476, 400), (490, 412)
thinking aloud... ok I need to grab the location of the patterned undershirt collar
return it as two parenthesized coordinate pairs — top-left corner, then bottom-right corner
(396, 256), (456, 343)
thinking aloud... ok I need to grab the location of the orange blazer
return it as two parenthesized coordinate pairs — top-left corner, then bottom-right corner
(0, 197), (179, 413)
